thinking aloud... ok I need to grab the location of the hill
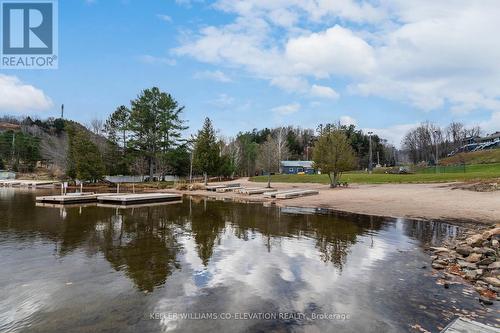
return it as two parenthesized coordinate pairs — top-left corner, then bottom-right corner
(0, 117), (109, 176)
(440, 149), (500, 165)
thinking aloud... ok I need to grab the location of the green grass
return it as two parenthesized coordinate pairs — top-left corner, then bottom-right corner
(250, 163), (500, 184)
(440, 149), (500, 165)
(418, 163), (500, 174)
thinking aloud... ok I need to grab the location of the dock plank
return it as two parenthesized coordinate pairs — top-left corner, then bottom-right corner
(264, 189), (305, 198)
(36, 193), (120, 204)
(240, 188), (277, 195)
(275, 190), (319, 199)
(97, 193), (182, 205)
(441, 317), (500, 333)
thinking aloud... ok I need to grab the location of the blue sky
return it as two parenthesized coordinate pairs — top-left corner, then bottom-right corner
(1, 0), (500, 146)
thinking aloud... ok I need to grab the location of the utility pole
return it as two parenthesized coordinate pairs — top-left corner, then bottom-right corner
(11, 132), (15, 165)
(434, 130), (439, 173)
(368, 131), (373, 173)
(61, 104), (64, 119)
(189, 150), (193, 183)
(267, 143), (272, 188)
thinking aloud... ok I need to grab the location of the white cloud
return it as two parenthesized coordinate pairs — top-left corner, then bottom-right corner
(310, 84), (339, 100)
(194, 70), (232, 82)
(271, 102), (300, 115)
(175, 0), (204, 8)
(139, 55), (176, 66)
(208, 93), (234, 109)
(363, 123), (419, 147)
(480, 112), (500, 135)
(173, 0), (500, 121)
(213, 0), (385, 25)
(285, 25), (376, 78)
(340, 115), (357, 127)
(270, 76), (309, 93)
(0, 75), (53, 112)
(157, 14), (172, 23)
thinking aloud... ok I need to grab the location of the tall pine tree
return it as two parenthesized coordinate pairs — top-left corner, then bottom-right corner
(193, 118), (220, 185)
(127, 87), (187, 179)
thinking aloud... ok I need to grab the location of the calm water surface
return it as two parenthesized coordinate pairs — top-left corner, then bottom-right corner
(0, 189), (499, 333)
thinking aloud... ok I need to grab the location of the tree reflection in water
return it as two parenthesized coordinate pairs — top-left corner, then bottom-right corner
(3, 193), (454, 292)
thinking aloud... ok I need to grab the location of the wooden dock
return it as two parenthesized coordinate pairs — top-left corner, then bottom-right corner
(36, 202), (98, 209)
(234, 187), (260, 194)
(97, 200), (182, 209)
(441, 317), (500, 333)
(36, 193), (118, 204)
(239, 188), (277, 195)
(206, 183), (241, 192)
(216, 186), (243, 193)
(274, 189), (319, 199)
(264, 189), (303, 198)
(97, 193), (182, 205)
(1, 180), (58, 188)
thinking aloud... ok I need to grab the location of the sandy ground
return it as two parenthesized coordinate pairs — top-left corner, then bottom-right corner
(172, 179), (500, 225)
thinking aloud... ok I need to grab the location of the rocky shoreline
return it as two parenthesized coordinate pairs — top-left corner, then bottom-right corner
(429, 226), (500, 305)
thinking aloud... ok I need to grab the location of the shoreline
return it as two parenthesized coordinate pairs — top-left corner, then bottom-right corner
(171, 179), (500, 227)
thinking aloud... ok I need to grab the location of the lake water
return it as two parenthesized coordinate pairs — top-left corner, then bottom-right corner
(1, 189), (499, 332)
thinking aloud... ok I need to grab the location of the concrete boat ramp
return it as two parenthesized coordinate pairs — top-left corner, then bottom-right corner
(36, 192), (182, 205)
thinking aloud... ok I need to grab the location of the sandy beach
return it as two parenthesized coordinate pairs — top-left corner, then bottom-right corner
(174, 179), (500, 225)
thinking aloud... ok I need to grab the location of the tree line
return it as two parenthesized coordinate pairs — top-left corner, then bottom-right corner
(402, 121), (482, 165)
(1, 87), (393, 183)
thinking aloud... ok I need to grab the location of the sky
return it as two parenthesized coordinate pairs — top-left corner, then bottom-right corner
(1, 0), (500, 146)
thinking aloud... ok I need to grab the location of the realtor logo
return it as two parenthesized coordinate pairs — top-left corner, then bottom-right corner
(1, 0), (58, 69)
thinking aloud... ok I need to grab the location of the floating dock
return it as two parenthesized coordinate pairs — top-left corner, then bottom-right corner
(97, 200), (182, 209)
(36, 193), (118, 204)
(97, 193), (182, 205)
(234, 187), (260, 194)
(1, 180), (58, 188)
(239, 188), (277, 195)
(36, 202), (98, 209)
(206, 183), (241, 192)
(216, 186), (243, 193)
(274, 190), (319, 199)
(440, 317), (499, 333)
(264, 189), (303, 198)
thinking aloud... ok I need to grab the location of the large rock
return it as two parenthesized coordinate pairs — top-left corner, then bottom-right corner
(477, 247), (496, 256)
(492, 239), (499, 248)
(432, 262), (446, 270)
(456, 245), (473, 256)
(466, 234), (484, 247)
(465, 253), (482, 263)
(458, 260), (477, 269)
(488, 261), (500, 270)
(430, 247), (450, 253)
(477, 257), (496, 266)
(465, 270), (481, 280)
(482, 276), (500, 287)
(483, 227), (500, 239)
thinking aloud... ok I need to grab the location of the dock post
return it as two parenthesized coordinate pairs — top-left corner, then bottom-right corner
(61, 183), (63, 195)
(117, 183), (120, 194)
(133, 183), (135, 194)
(80, 183), (83, 193)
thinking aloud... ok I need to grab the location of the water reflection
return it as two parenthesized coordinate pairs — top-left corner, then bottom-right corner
(1, 190), (497, 333)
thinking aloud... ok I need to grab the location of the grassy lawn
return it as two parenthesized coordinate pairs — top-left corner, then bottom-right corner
(250, 164), (500, 184)
(418, 163), (500, 174)
(440, 149), (500, 165)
